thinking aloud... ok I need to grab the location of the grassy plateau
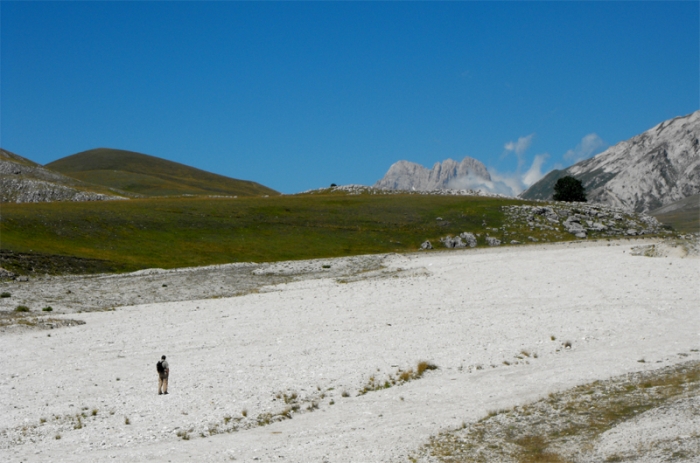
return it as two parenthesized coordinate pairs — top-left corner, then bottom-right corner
(0, 192), (548, 274)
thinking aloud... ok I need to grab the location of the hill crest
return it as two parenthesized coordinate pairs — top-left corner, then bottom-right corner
(47, 148), (278, 197)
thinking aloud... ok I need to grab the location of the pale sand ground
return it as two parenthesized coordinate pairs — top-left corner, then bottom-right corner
(1, 240), (698, 462)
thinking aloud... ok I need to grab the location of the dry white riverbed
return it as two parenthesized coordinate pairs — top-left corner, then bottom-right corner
(0, 239), (698, 462)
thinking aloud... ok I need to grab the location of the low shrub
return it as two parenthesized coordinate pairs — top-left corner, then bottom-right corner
(14, 305), (30, 312)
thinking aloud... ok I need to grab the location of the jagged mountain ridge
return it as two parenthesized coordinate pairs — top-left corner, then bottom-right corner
(521, 110), (700, 212)
(374, 157), (491, 191)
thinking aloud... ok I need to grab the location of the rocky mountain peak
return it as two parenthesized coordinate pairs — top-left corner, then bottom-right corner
(374, 156), (491, 191)
(521, 110), (700, 212)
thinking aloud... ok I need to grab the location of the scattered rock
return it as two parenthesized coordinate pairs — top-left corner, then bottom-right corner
(503, 204), (662, 239)
(0, 267), (16, 279)
(440, 235), (466, 248)
(420, 240), (433, 250)
(459, 232), (477, 248)
(485, 237), (501, 246)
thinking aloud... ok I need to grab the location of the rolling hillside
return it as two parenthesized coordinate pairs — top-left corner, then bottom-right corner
(47, 148), (278, 197)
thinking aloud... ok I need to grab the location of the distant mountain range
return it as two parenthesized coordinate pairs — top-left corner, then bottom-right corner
(0, 148), (278, 203)
(521, 110), (700, 213)
(374, 157), (491, 191)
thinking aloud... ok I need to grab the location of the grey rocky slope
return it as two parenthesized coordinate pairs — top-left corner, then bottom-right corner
(0, 149), (127, 203)
(431, 202), (664, 251)
(521, 110), (700, 213)
(374, 156), (491, 191)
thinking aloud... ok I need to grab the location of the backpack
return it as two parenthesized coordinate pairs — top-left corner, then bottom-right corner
(157, 360), (164, 374)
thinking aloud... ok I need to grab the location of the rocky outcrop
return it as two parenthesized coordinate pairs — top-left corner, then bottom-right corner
(521, 110), (700, 212)
(0, 177), (125, 203)
(503, 204), (662, 239)
(440, 235), (465, 248)
(460, 232), (477, 248)
(0, 149), (126, 203)
(375, 157), (491, 191)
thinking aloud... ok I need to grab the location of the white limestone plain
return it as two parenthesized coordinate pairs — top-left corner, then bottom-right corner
(1, 239), (698, 462)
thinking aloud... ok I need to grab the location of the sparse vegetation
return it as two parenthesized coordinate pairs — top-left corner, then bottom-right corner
(1, 291), (10, 298)
(124, 416), (130, 425)
(14, 305), (30, 312)
(359, 360), (438, 395)
(42, 306), (53, 312)
(414, 361), (700, 462)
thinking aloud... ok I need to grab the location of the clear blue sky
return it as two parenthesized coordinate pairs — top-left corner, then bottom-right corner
(1, 1), (698, 194)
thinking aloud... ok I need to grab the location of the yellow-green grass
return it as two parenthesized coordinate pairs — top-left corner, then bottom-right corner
(0, 193), (552, 273)
(46, 148), (278, 197)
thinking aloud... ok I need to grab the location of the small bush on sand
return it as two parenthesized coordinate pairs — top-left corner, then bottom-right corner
(1, 292), (10, 298)
(14, 305), (30, 312)
(42, 306), (53, 312)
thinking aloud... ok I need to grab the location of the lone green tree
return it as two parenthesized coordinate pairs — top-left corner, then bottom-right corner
(553, 176), (587, 202)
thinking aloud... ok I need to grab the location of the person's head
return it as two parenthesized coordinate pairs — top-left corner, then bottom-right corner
(161, 355), (166, 360)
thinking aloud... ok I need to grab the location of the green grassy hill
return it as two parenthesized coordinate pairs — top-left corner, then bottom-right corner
(46, 148), (278, 197)
(1, 193), (550, 274)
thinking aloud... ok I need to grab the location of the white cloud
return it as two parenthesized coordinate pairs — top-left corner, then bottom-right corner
(504, 134), (535, 167)
(447, 173), (517, 196)
(522, 153), (548, 187)
(447, 154), (551, 197)
(563, 133), (607, 164)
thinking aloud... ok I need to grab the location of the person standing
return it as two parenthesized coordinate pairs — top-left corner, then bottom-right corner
(157, 355), (169, 395)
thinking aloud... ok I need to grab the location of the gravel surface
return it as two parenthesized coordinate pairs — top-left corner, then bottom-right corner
(0, 239), (698, 462)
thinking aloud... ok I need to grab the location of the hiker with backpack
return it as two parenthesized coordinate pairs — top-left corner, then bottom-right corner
(157, 355), (169, 395)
